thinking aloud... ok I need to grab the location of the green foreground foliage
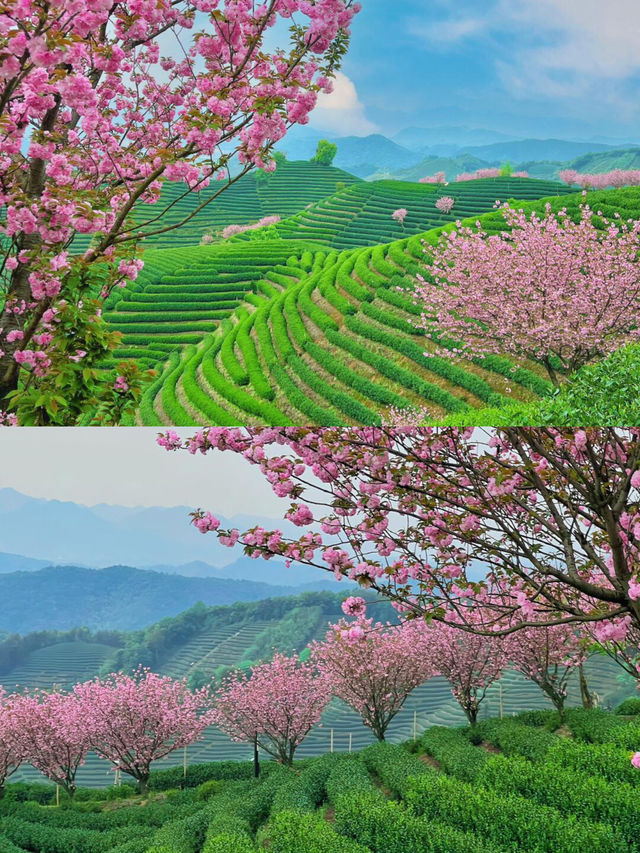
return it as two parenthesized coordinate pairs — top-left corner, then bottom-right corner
(2, 708), (640, 853)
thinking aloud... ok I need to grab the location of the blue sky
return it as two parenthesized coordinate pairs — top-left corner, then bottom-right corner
(308, 0), (640, 142)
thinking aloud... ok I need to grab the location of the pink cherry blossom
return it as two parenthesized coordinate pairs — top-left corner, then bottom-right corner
(73, 668), (212, 794)
(435, 196), (455, 214)
(413, 203), (640, 385)
(211, 653), (331, 765)
(160, 428), (640, 646)
(312, 618), (435, 739)
(0, 0), (360, 420)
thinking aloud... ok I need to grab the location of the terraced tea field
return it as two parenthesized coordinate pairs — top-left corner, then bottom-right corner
(4, 708), (640, 853)
(262, 177), (572, 249)
(105, 177), (584, 426)
(5, 629), (633, 788)
(74, 160), (360, 254)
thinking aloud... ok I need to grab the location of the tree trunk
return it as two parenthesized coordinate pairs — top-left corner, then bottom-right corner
(0, 784), (5, 800)
(466, 706), (478, 726)
(253, 735), (260, 778)
(138, 773), (150, 797)
(579, 663), (594, 710)
(541, 682), (566, 721)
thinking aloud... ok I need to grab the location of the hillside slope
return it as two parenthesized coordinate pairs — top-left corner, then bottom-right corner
(0, 564), (338, 633)
(129, 178), (578, 426)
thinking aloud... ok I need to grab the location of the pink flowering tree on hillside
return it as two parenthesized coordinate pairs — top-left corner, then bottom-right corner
(0, 688), (26, 798)
(505, 622), (588, 717)
(391, 208), (407, 226)
(211, 653), (331, 771)
(435, 196), (454, 214)
(74, 669), (212, 795)
(160, 427), (640, 646)
(10, 691), (92, 797)
(420, 615), (508, 725)
(310, 615), (435, 740)
(0, 0), (360, 424)
(414, 203), (640, 386)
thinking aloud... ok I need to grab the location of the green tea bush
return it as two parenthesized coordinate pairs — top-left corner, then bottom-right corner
(360, 742), (430, 798)
(419, 727), (487, 782)
(196, 780), (225, 801)
(564, 708), (632, 744)
(335, 791), (505, 853)
(324, 754), (375, 804)
(478, 753), (640, 843)
(262, 810), (372, 853)
(615, 697), (640, 715)
(546, 739), (640, 787)
(405, 773), (628, 853)
(476, 719), (557, 762)
(149, 759), (261, 791)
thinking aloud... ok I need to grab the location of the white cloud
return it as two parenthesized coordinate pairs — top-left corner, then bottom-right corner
(505, 0), (640, 79)
(411, 0), (640, 114)
(310, 72), (380, 136)
(409, 16), (487, 46)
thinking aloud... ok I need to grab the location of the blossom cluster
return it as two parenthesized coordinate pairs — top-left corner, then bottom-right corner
(0, 0), (360, 417)
(455, 169), (529, 181)
(558, 169), (640, 189)
(414, 202), (640, 382)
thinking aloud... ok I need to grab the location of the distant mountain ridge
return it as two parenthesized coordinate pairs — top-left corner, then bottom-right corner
(0, 564), (340, 633)
(0, 488), (297, 571)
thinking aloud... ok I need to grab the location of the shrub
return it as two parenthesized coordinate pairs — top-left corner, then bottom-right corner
(360, 742), (430, 798)
(335, 791), (504, 853)
(615, 697), (640, 715)
(476, 719), (557, 763)
(405, 773), (628, 852)
(196, 780), (225, 801)
(261, 810), (372, 853)
(478, 753), (640, 843)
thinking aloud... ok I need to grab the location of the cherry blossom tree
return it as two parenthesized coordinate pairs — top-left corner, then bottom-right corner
(74, 669), (211, 794)
(505, 622), (588, 716)
(414, 203), (640, 386)
(420, 615), (507, 725)
(310, 617), (435, 740)
(210, 653), (331, 769)
(0, 0), (360, 424)
(559, 170), (640, 189)
(0, 688), (26, 798)
(391, 208), (407, 225)
(434, 196), (454, 214)
(10, 690), (92, 797)
(419, 172), (446, 184)
(160, 427), (640, 651)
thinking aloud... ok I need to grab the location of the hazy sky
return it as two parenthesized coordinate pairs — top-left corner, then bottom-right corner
(0, 429), (283, 515)
(311, 0), (640, 140)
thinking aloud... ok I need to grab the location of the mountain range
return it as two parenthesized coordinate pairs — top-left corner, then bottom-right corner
(0, 487), (307, 574)
(0, 563), (341, 633)
(276, 123), (640, 181)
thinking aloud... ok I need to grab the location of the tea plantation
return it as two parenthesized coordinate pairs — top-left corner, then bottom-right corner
(4, 602), (635, 790)
(3, 708), (640, 853)
(105, 175), (596, 426)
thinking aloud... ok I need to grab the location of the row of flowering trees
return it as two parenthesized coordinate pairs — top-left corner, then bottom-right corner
(558, 169), (640, 189)
(0, 612), (602, 797)
(0, 670), (212, 798)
